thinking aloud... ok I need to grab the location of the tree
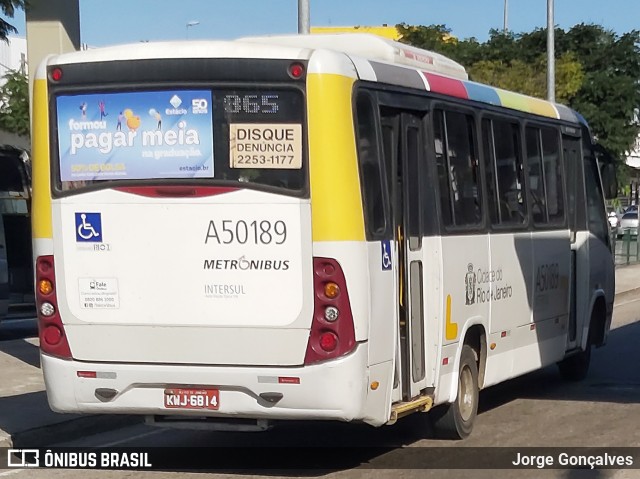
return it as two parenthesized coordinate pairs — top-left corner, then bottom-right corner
(0, 0), (25, 42)
(396, 23), (482, 66)
(560, 25), (640, 159)
(0, 0), (28, 136)
(468, 53), (583, 104)
(0, 69), (29, 136)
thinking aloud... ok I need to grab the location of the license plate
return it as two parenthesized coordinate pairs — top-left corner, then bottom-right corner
(164, 388), (219, 410)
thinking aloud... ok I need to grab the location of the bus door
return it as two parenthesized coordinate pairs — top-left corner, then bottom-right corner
(384, 111), (428, 401)
(562, 132), (584, 349)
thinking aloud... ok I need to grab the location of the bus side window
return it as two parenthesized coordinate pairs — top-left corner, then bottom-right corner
(434, 109), (482, 228)
(541, 128), (565, 224)
(481, 119), (499, 224)
(526, 127), (565, 226)
(487, 119), (526, 225)
(355, 92), (388, 239)
(526, 127), (547, 224)
(434, 110), (454, 227)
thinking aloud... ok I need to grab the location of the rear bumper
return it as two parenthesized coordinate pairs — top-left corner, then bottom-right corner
(41, 343), (369, 423)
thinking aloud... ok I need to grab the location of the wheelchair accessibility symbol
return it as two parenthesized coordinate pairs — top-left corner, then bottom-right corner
(75, 213), (102, 242)
(381, 240), (392, 271)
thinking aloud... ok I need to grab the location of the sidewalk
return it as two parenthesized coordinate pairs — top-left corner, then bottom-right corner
(614, 261), (640, 301)
(0, 263), (639, 448)
(0, 337), (141, 448)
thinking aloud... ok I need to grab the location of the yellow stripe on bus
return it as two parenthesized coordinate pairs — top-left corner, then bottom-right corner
(31, 78), (53, 239)
(445, 294), (458, 341)
(307, 73), (365, 242)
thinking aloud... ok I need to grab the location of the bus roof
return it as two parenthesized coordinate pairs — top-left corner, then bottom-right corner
(42, 34), (585, 126)
(239, 33), (469, 81)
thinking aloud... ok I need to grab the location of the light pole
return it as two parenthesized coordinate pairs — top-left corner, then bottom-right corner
(503, 0), (508, 33)
(186, 20), (200, 39)
(298, 0), (310, 34)
(547, 0), (555, 102)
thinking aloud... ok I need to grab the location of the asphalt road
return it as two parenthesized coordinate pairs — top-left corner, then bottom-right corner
(0, 316), (37, 341)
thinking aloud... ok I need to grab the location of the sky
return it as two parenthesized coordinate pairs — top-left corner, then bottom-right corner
(3, 0), (640, 46)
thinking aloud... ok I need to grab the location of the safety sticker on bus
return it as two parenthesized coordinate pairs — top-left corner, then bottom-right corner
(78, 278), (120, 309)
(381, 240), (392, 271)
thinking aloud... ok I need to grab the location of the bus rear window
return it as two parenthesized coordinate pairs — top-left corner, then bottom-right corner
(54, 88), (306, 194)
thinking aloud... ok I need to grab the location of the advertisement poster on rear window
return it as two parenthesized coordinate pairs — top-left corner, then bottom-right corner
(56, 90), (214, 181)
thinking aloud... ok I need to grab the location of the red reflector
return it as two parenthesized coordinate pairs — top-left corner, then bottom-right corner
(323, 264), (335, 275)
(278, 377), (300, 384)
(51, 67), (63, 82)
(289, 62), (305, 79)
(77, 371), (97, 378)
(38, 259), (53, 273)
(319, 331), (338, 352)
(442, 357), (449, 366)
(43, 325), (63, 345)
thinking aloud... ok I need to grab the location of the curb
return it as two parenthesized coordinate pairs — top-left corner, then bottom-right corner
(2, 414), (143, 448)
(615, 287), (640, 304)
(0, 431), (10, 449)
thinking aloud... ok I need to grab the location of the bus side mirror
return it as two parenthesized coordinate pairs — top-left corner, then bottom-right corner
(593, 144), (618, 200)
(600, 163), (618, 200)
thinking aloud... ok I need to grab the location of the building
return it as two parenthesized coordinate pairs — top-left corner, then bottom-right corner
(627, 135), (640, 170)
(0, 36), (27, 78)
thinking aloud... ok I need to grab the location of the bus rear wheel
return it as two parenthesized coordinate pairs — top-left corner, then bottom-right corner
(557, 340), (591, 381)
(432, 345), (479, 439)
(558, 313), (597, 381)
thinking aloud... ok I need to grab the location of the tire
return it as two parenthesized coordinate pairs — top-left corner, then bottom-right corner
(432, 345), (479, 439)
(558, 310), (597, 382)
(557, 340), (591, 381)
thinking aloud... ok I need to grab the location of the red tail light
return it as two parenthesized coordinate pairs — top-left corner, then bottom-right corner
(288, 62), (305, 79)
(304, 258), (356, 365)
(36, 255), (72, 359)
(50, 67), (63, 82)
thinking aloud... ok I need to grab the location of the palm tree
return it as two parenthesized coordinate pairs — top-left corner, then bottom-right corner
(0, 0), (25, 42)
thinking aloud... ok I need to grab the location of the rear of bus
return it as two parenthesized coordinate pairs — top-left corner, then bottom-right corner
(32, 41), (371, 427)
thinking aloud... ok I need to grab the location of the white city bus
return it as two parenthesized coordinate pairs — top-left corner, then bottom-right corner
(32, 34), (616, 438)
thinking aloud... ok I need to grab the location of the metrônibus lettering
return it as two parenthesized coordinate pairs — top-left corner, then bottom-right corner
(203, 258), (290, 271)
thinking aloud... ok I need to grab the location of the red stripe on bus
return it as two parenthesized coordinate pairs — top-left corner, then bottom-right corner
(278, 377), (301, 384)
(114, 186), (239, 198)
(423, 72), (469, 99)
